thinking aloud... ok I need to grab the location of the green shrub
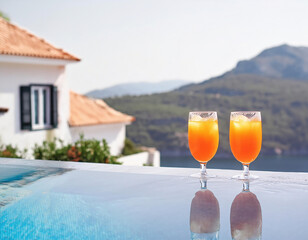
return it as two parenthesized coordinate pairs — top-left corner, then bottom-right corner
(33, 135), (120, 164)
(122, 138), (142, 156)
(0, 144), (27, 158)
(33, 138), (70, 161)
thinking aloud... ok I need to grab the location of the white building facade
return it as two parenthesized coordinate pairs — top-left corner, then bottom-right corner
(68, 91), (134, 155)
(70, 123), (126, 155)
(0, 57), (73, 152)
(0, 18), (134, 157)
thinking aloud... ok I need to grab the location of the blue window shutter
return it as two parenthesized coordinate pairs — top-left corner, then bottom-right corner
(51, 86), (58, 128)
(20, 86), (32, 130)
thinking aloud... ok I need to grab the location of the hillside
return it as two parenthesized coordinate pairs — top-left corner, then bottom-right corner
(86, 80), (191, 98)
(230, 44), (308, 80)
(105, 45), (308, 156)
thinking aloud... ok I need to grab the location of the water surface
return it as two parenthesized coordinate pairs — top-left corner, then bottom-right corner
(161, 155), (308, 172)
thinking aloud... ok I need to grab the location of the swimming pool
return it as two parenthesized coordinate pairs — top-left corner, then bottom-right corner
(0, 158), (307, 239)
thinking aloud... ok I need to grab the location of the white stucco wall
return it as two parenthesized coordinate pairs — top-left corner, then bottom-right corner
(0, 60), (71, 156)
(70, 123), (127, 156)
(118, 151), (160, 167)
(0, 56), (129, 159)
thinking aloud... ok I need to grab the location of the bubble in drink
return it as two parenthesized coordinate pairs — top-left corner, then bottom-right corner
(207, 113), (217, 121)
(233, 115), (249, 122)
(190, 114), (203, 121)
(250, 113), (261, 121)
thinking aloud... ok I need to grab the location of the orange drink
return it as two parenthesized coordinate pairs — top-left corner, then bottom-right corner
(230, 117), (262, 164)
(188, 112), (219, 178)
(229, 112), (262, 179)
(188, 119), (219, 163)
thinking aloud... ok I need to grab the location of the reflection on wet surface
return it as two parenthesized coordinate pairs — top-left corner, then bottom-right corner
(190, 177), (220, 240)
(230, 180), (262, 240)
(0, 165), (70, 208)
(190, 178), (263, 240)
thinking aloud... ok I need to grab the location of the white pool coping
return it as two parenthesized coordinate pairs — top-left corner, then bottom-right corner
(1, 157), (308, 185)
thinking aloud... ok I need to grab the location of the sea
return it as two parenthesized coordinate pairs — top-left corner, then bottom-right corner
(161, 154), (308, 172)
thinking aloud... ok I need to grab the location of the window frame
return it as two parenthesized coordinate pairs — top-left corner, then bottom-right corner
(30, 85), (52, 130)
(20, 84), (58, 131)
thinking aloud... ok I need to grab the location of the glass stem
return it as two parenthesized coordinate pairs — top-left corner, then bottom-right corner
(200, 163), (207, 177)
(200, 176), (207, 189)
(243, 164), (250, 178)
(242, 179), (250, 192)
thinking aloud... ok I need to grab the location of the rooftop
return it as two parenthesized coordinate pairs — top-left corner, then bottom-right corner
(69, 91), (135, 127)
(0, 18), (80, 61)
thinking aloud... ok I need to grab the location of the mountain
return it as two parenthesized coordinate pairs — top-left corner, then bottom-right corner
(105, 44), (308, 156)
(86, 80), (191, 98)
(230, 44), (308, 80)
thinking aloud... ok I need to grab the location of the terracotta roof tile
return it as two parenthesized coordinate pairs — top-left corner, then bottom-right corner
(69, 91), (135, 126)
(0, 18), (80, 61)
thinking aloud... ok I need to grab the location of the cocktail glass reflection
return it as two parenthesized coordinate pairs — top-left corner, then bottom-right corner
(190, 177), (220, 240)
(188, 112), (219, 178)
(230, 180), (262, 240)
(229, 111), (262, 179)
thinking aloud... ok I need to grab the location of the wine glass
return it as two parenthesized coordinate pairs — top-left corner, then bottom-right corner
(229, 111), (262, 179)
(188, 111), (219, 178)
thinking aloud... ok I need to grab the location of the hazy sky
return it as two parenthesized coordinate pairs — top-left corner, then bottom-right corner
(1, 0), (308, 93)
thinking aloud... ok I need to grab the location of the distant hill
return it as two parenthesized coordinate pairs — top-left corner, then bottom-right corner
(105, 44), (308, 156)
(230, 44), (308, 80)
(86, 80), (191, 98)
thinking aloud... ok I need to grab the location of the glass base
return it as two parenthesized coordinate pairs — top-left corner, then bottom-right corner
(190, 172), (216, 178)
(191, 231), (219, 240)
(190, 163), (216, 178)
(232, 174), (259, 180)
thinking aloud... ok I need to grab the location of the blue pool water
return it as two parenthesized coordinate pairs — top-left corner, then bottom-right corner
(0, 165), (36, 182)
(0, 166), (191, 239)
(0, 161), (308, 239)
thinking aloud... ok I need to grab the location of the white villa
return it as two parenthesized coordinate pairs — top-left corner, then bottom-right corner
(0, 18), (135, 156)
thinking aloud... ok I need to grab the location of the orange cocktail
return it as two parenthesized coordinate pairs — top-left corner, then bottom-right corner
(230, 116), (262, 164)
(188, 111), (219, 178)
(229, 112), (262, 179)
(188, 119), (219, 163)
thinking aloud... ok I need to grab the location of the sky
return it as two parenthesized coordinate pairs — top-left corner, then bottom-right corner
(1, 0), (308, 94)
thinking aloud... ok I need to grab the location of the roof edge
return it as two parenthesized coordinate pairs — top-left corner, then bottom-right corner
(0, 18), (80, 61)
(69, 119), (135, 128)
(0, 54), (80, 65)
(69, 91), (135, 127)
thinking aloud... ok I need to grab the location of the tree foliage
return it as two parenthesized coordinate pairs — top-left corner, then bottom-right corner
(122, 138), (142, 155)
(0, 144), (27, 158)
(33, 135), (120, 164)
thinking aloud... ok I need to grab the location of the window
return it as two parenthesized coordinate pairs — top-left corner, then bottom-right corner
(20, 85), (58, 130)
(31, 86), (51, 129)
